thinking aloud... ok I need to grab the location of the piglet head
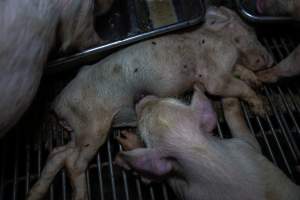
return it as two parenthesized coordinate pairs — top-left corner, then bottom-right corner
(204, 6), (274, 70)
(115, 87), (217, 182)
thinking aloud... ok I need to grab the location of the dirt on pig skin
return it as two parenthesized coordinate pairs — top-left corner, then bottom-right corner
(27, 6), (274, 200)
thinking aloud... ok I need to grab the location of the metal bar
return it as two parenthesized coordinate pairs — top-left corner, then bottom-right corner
(162, 184), (169, 200)
(280, 37), (293, 54)
(234, 0), (293, 23)
(86, 170), (92, 200)
(287, 88), (300, 112)
(266, 37), (300, 160)
(116, 130), (130, 200)
(241, 101), (278, 164)
(0, 141), (6, 200)
(96, 153), (105, 200)
(37, 133), (42, 178)
(255, 116), (278, 164)
(216, 121), (224, 139)
(215, 102), (225, 139)
(13, 133), (19, 200)
(46, 16), (204, 74)
(107, 138), (117, 200)
(25, 145), (31, 193)
(261, 88), (295, 178)
(60, 128), (67, 200)
(266, 88), (298, 160)
(49, 124), (54, 200)
(149, 186), (156, 200)
(135, 178), (143, 200)
(277, 88), (300, 155)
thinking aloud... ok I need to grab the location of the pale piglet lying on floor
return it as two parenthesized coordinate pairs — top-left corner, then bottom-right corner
(27, 6), (273, 200)
(115, 89), (300, 200)
(0, 0), (113, 138)
(255, 0), (300, 82)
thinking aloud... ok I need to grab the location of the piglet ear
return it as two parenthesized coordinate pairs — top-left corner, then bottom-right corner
(205, 6), (231, 31)
(115, 148), (172, 181)
(191, 85), (217, 132)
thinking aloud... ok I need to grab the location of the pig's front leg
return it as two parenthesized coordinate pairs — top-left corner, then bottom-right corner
(222, 98), (261, 151)
(203, 73), (265, 116)
(257, 46), (300, 83)
(233, 64), (262, 88)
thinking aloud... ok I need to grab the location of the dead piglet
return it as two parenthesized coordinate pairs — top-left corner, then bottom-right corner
(28, 6), (272, 200)
(116, 90), (300, 200)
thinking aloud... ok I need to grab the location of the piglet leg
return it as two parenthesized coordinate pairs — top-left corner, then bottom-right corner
(222, 98), (261, 151)
(233, 64), (262, 88)
(64, 124), (111, 200)
(204, 73), (265, 116)
(27, 143), (75, 200)
(257, 46), (300, 83)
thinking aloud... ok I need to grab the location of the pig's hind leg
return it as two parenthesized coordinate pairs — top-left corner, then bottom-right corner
(222, 98), (261, 151)
(27, 119), (112, 200)
(64, 120), (112, 200)
(27, 143), (76, 200)
(204, 73), (265, 116)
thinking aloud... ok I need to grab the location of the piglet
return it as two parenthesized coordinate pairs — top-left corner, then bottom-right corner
(116, 87), (300, 200)
(254, 0), (300, 82)
(0, 0), (113, 139)
(28, 6), (273, 200)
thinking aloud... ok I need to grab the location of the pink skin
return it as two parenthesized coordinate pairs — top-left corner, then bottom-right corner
(0, 0), (108, 139)
(115, 93), (300, 200)
(257, 46), (300, 82)
(28, 6), (273, 200)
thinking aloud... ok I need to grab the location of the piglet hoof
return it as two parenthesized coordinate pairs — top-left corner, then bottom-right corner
(115, 130), (144, 151)
(249, 96), (267, 117)
(247, 75), (262, 89)
(256, 68), (280, 83)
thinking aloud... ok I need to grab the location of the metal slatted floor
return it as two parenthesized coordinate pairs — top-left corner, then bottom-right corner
(0, 30), (300, 200)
